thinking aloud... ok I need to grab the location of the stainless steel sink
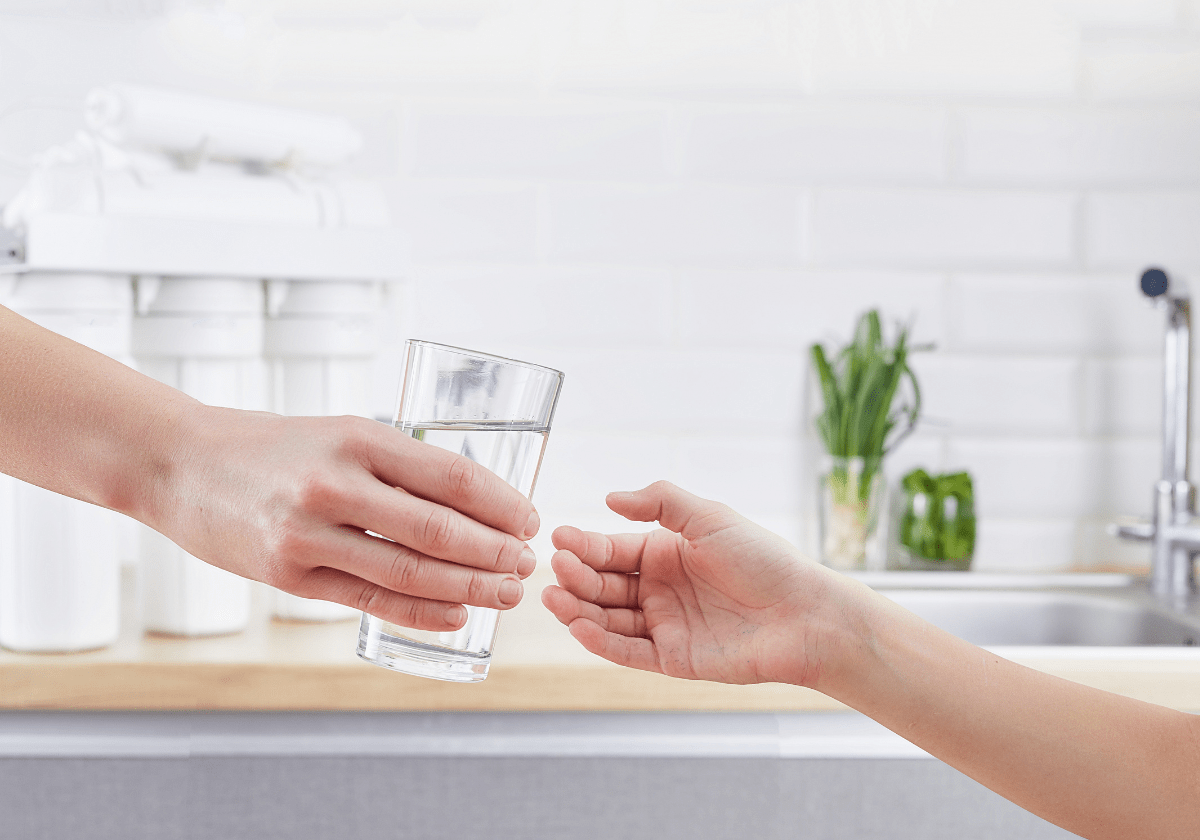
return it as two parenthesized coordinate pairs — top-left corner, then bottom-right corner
(853, 573), (1200, 647)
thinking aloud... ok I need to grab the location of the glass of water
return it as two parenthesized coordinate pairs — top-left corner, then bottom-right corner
(356, 340), (564, 682)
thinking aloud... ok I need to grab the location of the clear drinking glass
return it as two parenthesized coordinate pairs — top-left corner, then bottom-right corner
(356, 340), (564, 682)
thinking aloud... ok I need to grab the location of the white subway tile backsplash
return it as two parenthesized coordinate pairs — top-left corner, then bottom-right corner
(811, 189), (1076, 268)
(881, 433), (952, 485)
(947, 437), (1158, 519)
(536, 349), (676, 435)
(970, 519), (1078, 572)
(1085, 192), (1200, 269)
(677, 270), (946, 350)
(267, 14), (540, 91)
(1106, 437), (1162, 516)
(534, 431), (680, 518)
(547, 185), (804, 265)
(668, 351), (807, 435)
(809, 1), (1078, 98)
(410, 266), (673, 348)
(545, 348), (806, 436)
(960, 108), (1200, 186)
(684, 105), (947, 184)
(546, 2), (805, 94)
(947, 438), (1091, 518)
(408, 105), (668, 180)
(1084, 46), (1200, 102)
(392, 183), (538, 263)
(948, 274), (1162, 353)
(1076, 517), (1151, 569)
(1054, 0), (1179, 29)
(914, 356), (1082, 435)
(674, 435), (803, 519)
(1082, 357), (1162, 435)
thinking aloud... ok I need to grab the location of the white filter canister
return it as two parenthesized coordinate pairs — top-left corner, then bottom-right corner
(0, 479), (121, 652)
(0, 272), (132, 652)
(134, 276), (264, 636)
(266, 280), (378, 622)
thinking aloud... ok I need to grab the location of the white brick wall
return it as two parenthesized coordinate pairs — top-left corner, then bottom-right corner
(1086, 192), (1200, 269)
(408, 105), (669, 181)
(9, 0), (1200, 571)
(676, 270), (946, 349)
(960, 108), (1200, 186)
(390, 183), (538, 262)
(947, 274), (1161, 353)
(915, 356), (1082, 435)
(683, 105), (948, 184)
(547, 184), (805, 265)
(810, 190), (1077, 268)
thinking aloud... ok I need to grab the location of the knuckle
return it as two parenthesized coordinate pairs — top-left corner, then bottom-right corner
(464, 572), (493, 607)
(355, 585), (389, 619)
(387, 549), (425, 594)
(420, 508), (458, 554)
(294, 469), (338, 515)
(392, 597), (426, 630)
(446, 457), (485, 502)
(256, 524), (310, 590)
(493, 538), (519, 573)
(330, 415), (370, 461)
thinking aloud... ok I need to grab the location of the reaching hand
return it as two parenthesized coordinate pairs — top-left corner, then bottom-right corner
(541, 480), (851, 687)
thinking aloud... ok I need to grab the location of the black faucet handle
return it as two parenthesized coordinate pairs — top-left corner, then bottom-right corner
(1142, 267), (1170, 298)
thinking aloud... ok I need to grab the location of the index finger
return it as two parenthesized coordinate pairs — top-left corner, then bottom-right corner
(363, 423), (540, 541)
(551, 525), (651, 573)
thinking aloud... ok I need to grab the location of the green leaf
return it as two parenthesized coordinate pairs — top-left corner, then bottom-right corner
(810, 309), (926, 463)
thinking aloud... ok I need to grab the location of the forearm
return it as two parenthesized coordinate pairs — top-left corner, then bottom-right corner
(0, 305), (197, 527)
(816, 580), (1200, 840)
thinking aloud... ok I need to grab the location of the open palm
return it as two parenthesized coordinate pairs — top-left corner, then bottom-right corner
(541, 481), (844, 687)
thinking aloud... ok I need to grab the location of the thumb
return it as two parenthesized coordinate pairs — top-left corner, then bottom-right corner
(606, 481), (728, 538)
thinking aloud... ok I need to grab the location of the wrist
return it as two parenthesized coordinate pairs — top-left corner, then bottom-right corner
(787, 571), (886, 697)
(115, 386), (206, 534)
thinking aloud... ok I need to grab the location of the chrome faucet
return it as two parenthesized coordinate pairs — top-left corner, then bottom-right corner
(1113, 268), (1198, 604)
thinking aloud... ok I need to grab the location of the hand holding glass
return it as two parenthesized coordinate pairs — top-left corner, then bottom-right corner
(357, 340), (564, 682)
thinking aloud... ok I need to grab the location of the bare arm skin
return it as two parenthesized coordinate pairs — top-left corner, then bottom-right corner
(542, 481), (1200, 840)
(0, 304), (539, 630)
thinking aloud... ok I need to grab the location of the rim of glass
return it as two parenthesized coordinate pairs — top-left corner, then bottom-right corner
(406, 339), (564, 378)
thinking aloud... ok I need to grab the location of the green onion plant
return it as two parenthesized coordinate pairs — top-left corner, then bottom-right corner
(810, 309), (922, 508)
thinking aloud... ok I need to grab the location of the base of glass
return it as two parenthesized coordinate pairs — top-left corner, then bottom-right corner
(356, 627), (491, 683)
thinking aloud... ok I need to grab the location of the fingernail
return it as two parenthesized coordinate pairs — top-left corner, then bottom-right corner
(523, 510), (541, 539)
(444, 605), (465, 626)
(499, 578), (523, 606)
(517, 546), (536, 577)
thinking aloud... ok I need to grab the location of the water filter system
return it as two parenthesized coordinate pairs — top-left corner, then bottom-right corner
(0, 86), (406, 650)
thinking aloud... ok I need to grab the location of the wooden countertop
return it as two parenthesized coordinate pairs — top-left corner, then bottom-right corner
(3, 568), (1200, 712)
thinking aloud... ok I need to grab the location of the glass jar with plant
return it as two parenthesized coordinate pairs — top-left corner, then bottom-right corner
(810, 310), (921, 570)
(894, 468), (976, 571)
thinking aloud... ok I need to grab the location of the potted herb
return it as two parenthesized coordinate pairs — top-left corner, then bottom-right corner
(810, 309), (921, 569)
